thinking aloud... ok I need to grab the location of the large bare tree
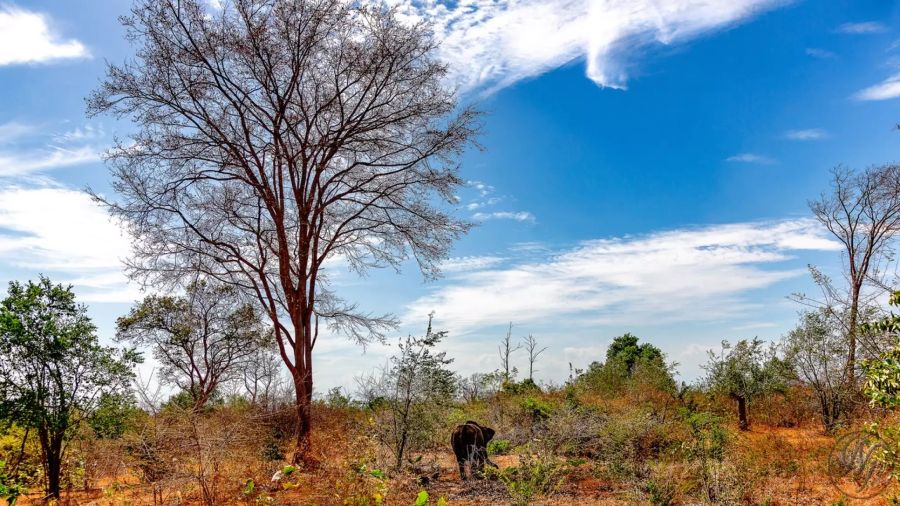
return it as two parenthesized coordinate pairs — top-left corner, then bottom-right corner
(88, 0), (479, 462)
(802, 165), (900, 387)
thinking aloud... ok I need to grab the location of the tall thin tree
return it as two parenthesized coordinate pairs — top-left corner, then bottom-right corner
(88, 0), (480, 462)
(802, 164), (900, 387)
(498, 322), (521, 383)
(523, 333), (547, 381)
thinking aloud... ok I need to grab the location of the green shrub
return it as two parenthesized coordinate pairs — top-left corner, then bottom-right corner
(89, 393), (141, 439)
(646, 477), (676, 506)
(488, 439), (511, 455)
(520, 397), (552, 422)
(0, 460), (25, 506)
(489, 452), (566, 506)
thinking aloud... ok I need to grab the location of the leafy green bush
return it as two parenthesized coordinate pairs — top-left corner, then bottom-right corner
(89, 393), (141, 439)
(520, 396), (552, 422)
(489, 452), (566, 506)
(488, 439), (511, 455)
(502, 378), (542, 395)
(0, 460), (24, 506)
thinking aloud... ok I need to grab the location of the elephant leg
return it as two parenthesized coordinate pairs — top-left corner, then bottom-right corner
(457, 458), (467, 480)
(472, 451), (486, 479)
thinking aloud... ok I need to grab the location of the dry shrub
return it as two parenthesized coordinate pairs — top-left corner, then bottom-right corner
(539, 403), (606, 458)
(593, 408), (672, 482)
(70, 436), (129, 491)
(123, 405), (269, 505)
(753, 386), (819, 428)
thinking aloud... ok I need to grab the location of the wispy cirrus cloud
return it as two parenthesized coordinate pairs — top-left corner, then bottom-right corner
(440, 255), (507, 273)
(0, 4), (89, 65)
(805, 48), (836, 59)
(726, 152), (776, 164)
(0, 145), (99, 177)
(0, 121), (105, 177)
(836, 21), (888, 35)
(853, 73), (900, 101)
(382, 0), (789, 93)
(0, 121), (37, 143)
(405, 219), (840, 335)
(473, 211), (536, 223)
(782, 128), (829, 141)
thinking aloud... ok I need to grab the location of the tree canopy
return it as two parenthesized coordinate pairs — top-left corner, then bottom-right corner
(116, 280), (267, 410)
(0, 277), (139, 498)
(88, 0), (479, 461)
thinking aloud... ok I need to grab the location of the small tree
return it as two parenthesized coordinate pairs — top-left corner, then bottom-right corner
(606, 333), (663, 373)
(459, 371), (502, 403)
(240, 345), (284, 410)
(359, 314), (456, 471)
(860, 291), (900, 476)
(704, 339), (785, 430)
(783, 309), (851, 432)
(0, 277), (138, 499)
(523, 334), (548, 381)
(861, 290), (900, 408)
(577, 334), (674, 398)
(801, 164), (900, 386)
(499, 322), (522, 383)
(116, 280), (266, 410)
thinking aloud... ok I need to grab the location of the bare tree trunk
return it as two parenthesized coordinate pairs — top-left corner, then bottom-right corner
(736, 396), (749, 430)
(846, 283), (860, 389)
(39, 426), (64, 500)
(291, 366), (314, 464)
(499, 322), (521, 383)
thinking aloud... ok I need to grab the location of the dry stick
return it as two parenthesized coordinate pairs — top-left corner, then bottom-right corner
(9, 426), (29, 476)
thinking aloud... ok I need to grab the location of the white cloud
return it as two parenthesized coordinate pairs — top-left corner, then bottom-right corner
(466, 197), (501, 210)
(404, 219), (840, 335)
(726, 152), (776, 164)
(472, 211), (536, 222)
(440, 255), (506, 273)
(0, 145), (99, 177)
(0, 121), (37, 143)
(383, 0), (787, 93)
(0, 121), (105, 177)
(836, 21), (888, 35)
(0, 5), (89, 65)
(782, 128), (829, 141)
(468, 180), (495, 197)
(805, 48), (836, 59)
(0, 186), (137, 302)
(54, 124), (104, 143)
(853, 73), (900, 101)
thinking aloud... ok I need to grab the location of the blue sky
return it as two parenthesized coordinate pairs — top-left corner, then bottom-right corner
(1, 0), (899, 392)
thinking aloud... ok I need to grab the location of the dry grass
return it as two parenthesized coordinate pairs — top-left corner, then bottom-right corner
(12, 398), (900, 505)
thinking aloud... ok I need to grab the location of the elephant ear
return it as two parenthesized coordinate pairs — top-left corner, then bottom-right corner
(481, 426), (495, 443)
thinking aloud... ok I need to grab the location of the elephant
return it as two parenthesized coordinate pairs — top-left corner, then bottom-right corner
(450, 420), (498, 480)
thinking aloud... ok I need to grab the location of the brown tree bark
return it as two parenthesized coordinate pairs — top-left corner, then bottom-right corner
(39, 425), (64, 500)
(736, 396), (749, 431)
